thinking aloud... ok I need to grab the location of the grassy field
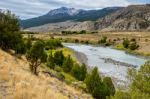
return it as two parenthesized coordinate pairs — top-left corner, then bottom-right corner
(23, 32), (150, 57)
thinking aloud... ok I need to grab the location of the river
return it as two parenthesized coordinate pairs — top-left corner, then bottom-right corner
(63, 43), (147, 88)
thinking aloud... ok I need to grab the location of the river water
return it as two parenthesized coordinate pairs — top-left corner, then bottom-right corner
(63, 43), (147, 87)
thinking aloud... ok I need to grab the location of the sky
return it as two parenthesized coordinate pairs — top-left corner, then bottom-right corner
(0, 0), (149, 19)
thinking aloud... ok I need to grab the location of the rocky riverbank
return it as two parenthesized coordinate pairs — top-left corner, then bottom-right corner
(100, 58), (138, 68)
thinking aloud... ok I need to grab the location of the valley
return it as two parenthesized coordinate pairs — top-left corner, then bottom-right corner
(0, 1), (150, 99)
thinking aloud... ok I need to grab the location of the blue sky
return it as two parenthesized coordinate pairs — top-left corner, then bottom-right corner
(0, 0), (149, 19)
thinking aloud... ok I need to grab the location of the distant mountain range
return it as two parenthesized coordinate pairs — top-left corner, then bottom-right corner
(22, 4), (150, 32)
(20, 7), (122, 29)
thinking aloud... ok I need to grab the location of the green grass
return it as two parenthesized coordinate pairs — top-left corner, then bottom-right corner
(115, 44), (150, 57)
(115, 44), (126, 50)
(61, 72), (78, 84)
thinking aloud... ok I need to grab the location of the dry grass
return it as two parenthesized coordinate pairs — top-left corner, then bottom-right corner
(0, 49), (92, 99)
(53, 32), (150, 56)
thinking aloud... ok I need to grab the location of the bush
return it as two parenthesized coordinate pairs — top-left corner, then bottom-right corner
(62, 55), (73, 72)
(45, 39), (62, 50)
(71, 63), (81, 80)
(54, 66), (62, 72)
(129, 42), (139, 50)
(47, 52), (55, 69)
(98, 36), (107, 44)
(85, 67), (107, 99)
(123, 38), (129, 48)
(53, 50), (65, 66)
(103, 77), (115, 96)
(26, 41), (47, 75)
(0, 11), (26, 54)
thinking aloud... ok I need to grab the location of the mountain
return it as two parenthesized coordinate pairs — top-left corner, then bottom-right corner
(20, 7), (122, 29)
(95, 4), (150, 31)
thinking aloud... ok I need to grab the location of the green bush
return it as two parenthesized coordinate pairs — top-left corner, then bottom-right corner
(62, 55), (73, 72)
(98, 36), (108, 45)
(129, 42), (139, 50)
(26, 41), (47, 75)
(0, 11), (26, 54)
(123, 38), (129, 48)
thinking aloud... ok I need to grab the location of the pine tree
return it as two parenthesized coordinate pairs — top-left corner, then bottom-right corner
(47, 51), (55, 69)
(71, 63), (81, 80)
(103, 77), (115, 96)
(85, 67), (107, 99)
(80, 63), (87, 81)
(62, 55), (73, 72)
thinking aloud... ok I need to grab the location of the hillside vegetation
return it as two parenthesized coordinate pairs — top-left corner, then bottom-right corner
(0, 49), (92, 99)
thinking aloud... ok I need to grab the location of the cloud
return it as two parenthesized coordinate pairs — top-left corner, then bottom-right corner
(0, 0), (149, 19)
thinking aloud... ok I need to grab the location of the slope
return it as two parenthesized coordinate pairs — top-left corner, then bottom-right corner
(96, 4), (150, 31)
(20, 7), (121, 29)
(0, 49), (92, 99)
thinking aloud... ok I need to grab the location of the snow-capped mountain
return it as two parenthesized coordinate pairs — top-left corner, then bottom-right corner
(21, 7), (122, 28)
(47, 7), (82, 16)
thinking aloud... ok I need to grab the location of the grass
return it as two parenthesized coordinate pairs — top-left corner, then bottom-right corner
(115, 44), (150, 57)
(61, 72), (78, 84)
(0, 49), (92, 99)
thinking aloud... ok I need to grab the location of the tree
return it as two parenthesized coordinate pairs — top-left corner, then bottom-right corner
(129, 61), (150, 98)
(0, 11), (27, 54)
(71, 63), (81, 80)
(47, 51), (55, 69)
(85, 67), (107, 99)
(15, 39), (26, 54)
(0, 11), (19, 49)
(62, 55), (73, 72)
(26, 41), (47, 75)
(26, 36), (32, 50)
(80, 63), (87, 81)
(112, 61), (150, 99)
(53, 50), (64, 66)
(123, 38), (129, 48)
(103, 77), (115, 96)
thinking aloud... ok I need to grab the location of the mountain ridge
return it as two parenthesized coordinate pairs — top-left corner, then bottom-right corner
(22, 4), (150, 32)
(20, 7), (122, 29)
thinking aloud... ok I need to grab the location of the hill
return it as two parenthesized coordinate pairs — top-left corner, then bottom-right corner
(20, 7), (121, 29)
(96, 4), (150, 31)
(24, 4), (150, 32)
(0, 49), (92, 99)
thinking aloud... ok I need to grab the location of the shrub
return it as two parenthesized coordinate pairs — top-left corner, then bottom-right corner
(26, 41), (47, 75)
(129, 42), (139, 50)
(0, 11), (26, 54)
(62, 55), (73, 72)
(53, 50), (65, 66)
(85, 67), (107, 99)
(123, 38), (129, 48)
(47, 52), (55, 69)
(103, 77), (115, 96)
(98, 36), (107, 44)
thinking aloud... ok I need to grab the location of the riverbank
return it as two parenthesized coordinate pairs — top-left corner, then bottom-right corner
(63, 43), (147, 90)
(52, 32), (150, 57)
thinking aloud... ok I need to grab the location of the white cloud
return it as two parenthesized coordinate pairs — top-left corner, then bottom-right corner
(0, 0), (148, 19)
